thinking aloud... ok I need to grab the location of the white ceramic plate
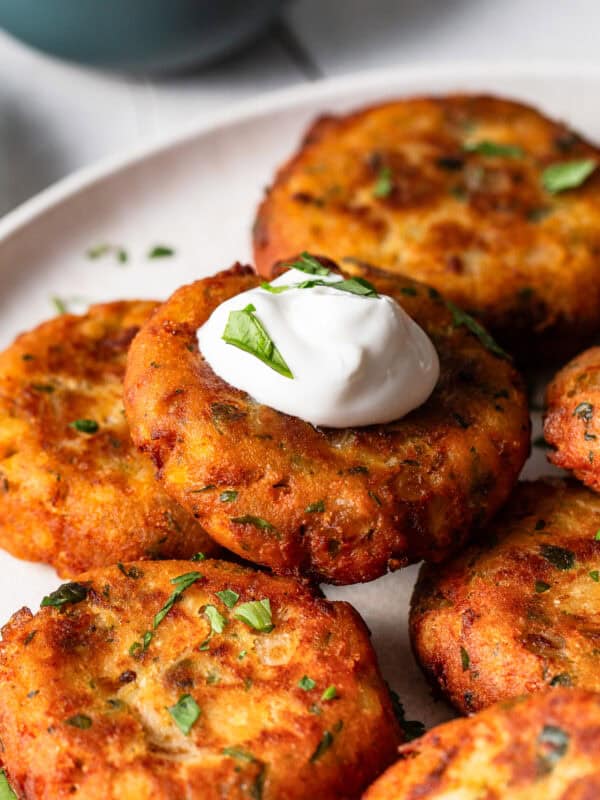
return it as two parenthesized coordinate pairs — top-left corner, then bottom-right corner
(0, 62), (587, 729)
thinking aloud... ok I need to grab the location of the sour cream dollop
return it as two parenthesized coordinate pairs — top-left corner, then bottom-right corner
(197, 269), (439, 428)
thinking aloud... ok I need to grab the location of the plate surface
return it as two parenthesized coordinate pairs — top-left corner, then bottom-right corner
(0, 62), (588, 728)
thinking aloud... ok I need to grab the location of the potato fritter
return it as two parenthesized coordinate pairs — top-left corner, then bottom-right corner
(411, 479), (600, 715)
(0, 559), (401, 799)
(254, 94), (600, 362)
(0, 301), (218, 577)
(363, 689), (600, 800)
(124, 261), (530, 586)
(545, 346), (600, 490)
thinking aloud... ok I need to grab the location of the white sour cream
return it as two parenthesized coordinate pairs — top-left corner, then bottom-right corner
(197, 269), (439, 428)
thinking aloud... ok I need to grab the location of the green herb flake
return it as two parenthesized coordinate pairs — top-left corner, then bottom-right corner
(69, 419), (99, 434)
(574, 402), (594, 422)
(540, 544), (575, 571)
(238, 649), (247, 660)
(216, 589), (239, 608)
(223, 303), (293, 379)
(549, 673), (573, 687)
(87, 243), (128, 264)
(233, 599), (274, 633)
(231, 515), (275, 531)
(152, 571), (202, 629)
(590, 570), (600, 582)
(298, 675), (316, 691)
(219, 490), (238, 503)
(446, 300), (508, 359)
(281, 252), (330, 276)
(595, 530), (600, 541)
(373, 167), (393, 198)
(117, 563), (143, 579)
(535, 580), (551, 593)
(389, 688), (426, 741)
(262, 276), (378, 299)
(0, 770), (16, 800)
(167, 694), (200, 735)
(41, 582), (89, 609)
(537, 724), (569, 774)
(464, 140), (523, 158)
(191, 552), (206, 562)
(321, 685), (337, 701)
(51, 296), (68, 315)
(223, 746), (256, 762)
(66, 713), (92, 729)
(204, 604), (226, 634)
(460, 646), (470, 671)
(148, 245), (175, 259)
(542, 159), (597, 194)
(310, 730), (334, 762)
(306, 500), (325, 513)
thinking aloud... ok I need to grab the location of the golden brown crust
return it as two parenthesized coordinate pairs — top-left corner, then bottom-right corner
(363, 689), (600, 800)
(410, 480), (600, 715)
(124, 261), (530, 585)
(545, 347), (600, 490)
(0, 301), (218, 577)
(254, 94), (600, 363)
(0, 559), (401, 799)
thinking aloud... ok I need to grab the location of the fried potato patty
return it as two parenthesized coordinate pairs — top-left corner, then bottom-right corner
(254, 94), (600, 362)
(363, 689), (600, 800)
(545, 346), (600, 490)
(0, 559), (401, 799)
(0, 301), (218, 576)
(124, 261), (529, 585)
(411, 479), (600, 715)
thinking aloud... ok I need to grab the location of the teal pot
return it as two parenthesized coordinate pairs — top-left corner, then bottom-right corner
(0, 0), (285, 72)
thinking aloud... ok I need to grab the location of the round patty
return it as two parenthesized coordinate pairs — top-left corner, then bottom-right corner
(254, 94), (600, 363)
(545, 346), (600, 490)
(411, 479), (600, 715)
(0, 558), (401, 799)
(124, 261), (530, 585)
(363, 689), (600, 800)
(0, 301), (218, 577)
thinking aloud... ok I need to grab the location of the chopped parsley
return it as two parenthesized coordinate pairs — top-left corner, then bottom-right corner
(204, 604), (226, 634)
(305, 500), (325, 513)
(446, 300), (508, 359)
(69, 419), (99, 434)
(117, 563), (143, 579)
(310, 721), (343, 763)
(86, 243), (128, 264)
(321, 685), (337, 701)
(262, 275), (378, 298)
(0, 770), (16, 800)
(191, 552), (206, 561)
(231, 515), (275, 531)
(167, 694), (200, 735)
(550, 673), (572, 687)
(280, 252), (330, 276)
(574, 402), (594, 422)
(535, 580), (551, 593)
(51, 296), (68, 315)
(66, 713), (92, 729)
(373, 167), (393, 198)
(595, 530), (600, 541)
(463, 140), (523, 158)
(298, 675), (316, 691)
(41, 582), (89, 609)
(148, 245), (175, 259)
(590, 570), (600, 582)
(537, 724), (569, 774)
(460, 646), (470, 671)
(219, 490), (238, 503)
(542, 159), (597, 194)
(389, 688), (426, 741)
(540, 544), (575, 570)
(233, 599), (274, 633)
(216, 589), (239, 608)
(153, 572), (202, 628)
(222, 303), (293, 379)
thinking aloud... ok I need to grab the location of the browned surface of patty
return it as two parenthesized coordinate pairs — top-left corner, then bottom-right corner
(0, 301), (218, 577)
(254, 94), (600, 362)
(362, 689), (600, 800)
(411, 479), (600, 715)
(124, 261), (530, 585)
(545, 346), (600, 490)
(0, 559), (401, 799)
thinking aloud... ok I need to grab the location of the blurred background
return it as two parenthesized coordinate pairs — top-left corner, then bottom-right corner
(0, 0), (598, 217)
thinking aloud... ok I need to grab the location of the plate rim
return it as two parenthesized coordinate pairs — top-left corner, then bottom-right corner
(2, 59), (600, 245)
